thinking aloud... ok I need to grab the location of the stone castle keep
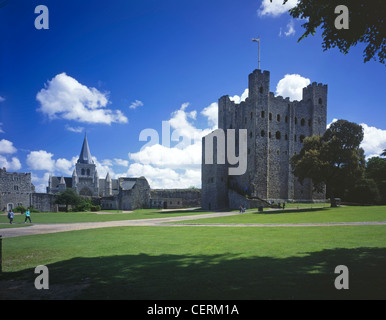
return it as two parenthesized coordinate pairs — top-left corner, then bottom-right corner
(201, 69), (327, 210)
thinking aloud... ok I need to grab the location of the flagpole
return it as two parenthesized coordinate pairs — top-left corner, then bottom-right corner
(252, 37), (261, 69)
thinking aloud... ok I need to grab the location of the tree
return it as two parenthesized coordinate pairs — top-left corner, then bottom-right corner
(346, 178), (380, 204)
(381, 149), (386, 157)
(55, 188), (83, 212)
(366, 156), (386, 203)
(277, 0), (386, 64)
(290, 120), (365, 206)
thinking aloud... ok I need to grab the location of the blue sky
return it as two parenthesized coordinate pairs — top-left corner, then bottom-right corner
(0, 0), (385, 192)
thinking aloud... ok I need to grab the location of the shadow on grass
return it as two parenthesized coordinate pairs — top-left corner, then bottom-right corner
(256, 208), (328, 215)
(1, 247), (385, 300)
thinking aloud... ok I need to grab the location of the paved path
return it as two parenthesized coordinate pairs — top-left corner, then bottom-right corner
(1, 211), (386, 239)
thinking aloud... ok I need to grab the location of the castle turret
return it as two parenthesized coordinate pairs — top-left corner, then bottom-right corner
(302, 82), (328, 136)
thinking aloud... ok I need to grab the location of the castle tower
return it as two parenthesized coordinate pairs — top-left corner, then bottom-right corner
(201, 69), (328, 210)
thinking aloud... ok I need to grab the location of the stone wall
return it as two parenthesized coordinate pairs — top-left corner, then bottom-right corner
(151, 189), (201, 208)
(31, 193), (58, 212)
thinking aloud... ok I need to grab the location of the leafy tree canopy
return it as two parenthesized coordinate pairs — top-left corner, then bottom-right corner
(290, 120), (365, 206)
(278, 0), (386, 64)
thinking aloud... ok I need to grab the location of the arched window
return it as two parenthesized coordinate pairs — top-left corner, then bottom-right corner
(87, 169), (90, 176)
(318, 98), (322, 105)
(294, 135), (297, 142)
(261, 111), (265, 118)
(285, 116), (288, 123)
(259, 86), (263, 94)
(269, 132), (272, 139)
(301, 118), (305, 126)
(285, 134), (288, 140)
(277, 114), (281, 122)
(261, 130), (265, 137)
(308, 119), (312, 127)
(250, 112), (253, 120)
(295, 117), (298, 125)
(276, 131), (281, 140)
(81, 169), (85, 175)
(269, 113), (272, 121)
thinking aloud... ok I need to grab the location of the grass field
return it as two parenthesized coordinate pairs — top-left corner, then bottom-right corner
(1, 205), (385, 300)
(0, 209), (209, 227)
(175, 206), (386, 224)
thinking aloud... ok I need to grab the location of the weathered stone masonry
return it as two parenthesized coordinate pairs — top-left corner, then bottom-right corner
(202, 69), (327, 210)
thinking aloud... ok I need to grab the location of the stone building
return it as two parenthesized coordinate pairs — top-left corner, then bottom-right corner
(47, 135), (121, 197)
(47, 135), (151, 211)
(201, 69), (327, 210)
(150, 189), (201, 209)
(0, 167), (35, 211)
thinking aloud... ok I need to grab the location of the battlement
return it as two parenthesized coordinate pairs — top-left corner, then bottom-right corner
(307, 82), (328, 89)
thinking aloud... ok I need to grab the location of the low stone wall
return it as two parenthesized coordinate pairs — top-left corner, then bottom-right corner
(151, 189), (201, 208)
(31, 193), (58, 212)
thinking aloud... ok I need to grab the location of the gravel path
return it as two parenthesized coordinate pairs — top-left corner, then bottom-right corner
(1, 211), (386, 239)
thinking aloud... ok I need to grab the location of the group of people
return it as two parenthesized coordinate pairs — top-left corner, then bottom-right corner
(239, 205), (246, 213)
(7, 209), (32, 224)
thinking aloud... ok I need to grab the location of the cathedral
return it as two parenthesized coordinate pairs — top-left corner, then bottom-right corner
(47, 135), (118, 197)
(47, 135), (151, 210)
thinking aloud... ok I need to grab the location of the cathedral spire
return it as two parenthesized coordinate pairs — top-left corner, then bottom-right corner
(77, 133), (94, 164)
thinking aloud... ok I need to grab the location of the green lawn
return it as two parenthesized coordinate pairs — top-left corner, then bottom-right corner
(174, 206), (386, 224)
(0, 209), (210, 226)
(1, 224), (385, 299)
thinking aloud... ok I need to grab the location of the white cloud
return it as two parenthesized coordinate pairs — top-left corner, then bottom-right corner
(126, 102), (220, 189)
(284, 19), (296, 36)
(360, 123), (386, 159)
(36, 73), (128, 125)
(258, 0), (298, 17)
(0, 156), (21, 171)
(31, 172), (51, 193)
(129, 100), (144, 109)
(0, 139), (17, 154)
(27, 150), (56, 171)
(275, 74), (311, 101)
(65, 125), (84, 133)
(229, 88), (249, 104)
(201, 102), (218, 129)
(129, 143), (201, 169)
(127, 163), (201, 189)
(114, 158), (129, 167)
(0, 123), (4, 134)
(0, 96), (5, 102)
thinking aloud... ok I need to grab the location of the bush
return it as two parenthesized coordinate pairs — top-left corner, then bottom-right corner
(91, 205), (101, 212)
(346, 178), (380, 204)
(14, 206), (27, 213)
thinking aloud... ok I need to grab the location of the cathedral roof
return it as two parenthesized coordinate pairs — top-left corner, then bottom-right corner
(77, 135), (94, 164)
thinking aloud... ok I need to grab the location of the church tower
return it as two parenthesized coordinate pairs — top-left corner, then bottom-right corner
(74, 134), (99, 197)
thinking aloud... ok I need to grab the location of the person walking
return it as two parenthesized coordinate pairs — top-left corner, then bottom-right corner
(8, 209), (14, 224)
(25, 208), (32, 223)
(282, 201), (286, 210)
